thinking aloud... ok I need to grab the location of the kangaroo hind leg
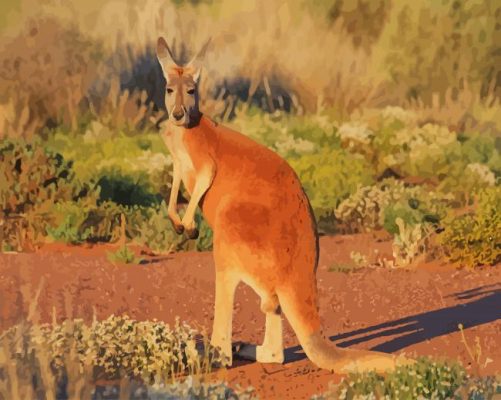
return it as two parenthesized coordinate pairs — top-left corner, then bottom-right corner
(257, 293), (284, 364)
(210, 267), (239, 366)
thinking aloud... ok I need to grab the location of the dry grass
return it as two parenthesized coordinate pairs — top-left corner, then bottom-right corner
(0, 0), (498, 139)
(0, 311), (225, 400)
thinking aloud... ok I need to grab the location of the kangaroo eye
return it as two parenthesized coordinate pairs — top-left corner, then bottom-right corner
(187, 88), (195, 95)
(166, 88), (174, 94)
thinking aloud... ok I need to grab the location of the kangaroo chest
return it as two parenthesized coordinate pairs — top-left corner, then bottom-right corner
(162, 128), (196, 194)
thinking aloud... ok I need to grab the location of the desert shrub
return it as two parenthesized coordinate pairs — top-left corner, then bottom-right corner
(434, 132), (499, 204)
(312, 357), (466, 400)
(0, 139), (85, 215)
(438, 162), (497, 206)
(391, 218), (431, 267)
(459, 132), (501, 172)
(131, 203), (213, 253)
(194, 213), (214, 252)
(148, 377), (257, 400)
(84, 201), (151, 243)
(340, 111), (459, 178)
(230, 107), (340, 157)
(336, 120), (375, 160)
(47, 131), (173, 208)
(97, 172), (161, 207)
(46, 131), (171, 190)
(455, 376), (501, 400)
(335, 184), (385, 232)
(345, 112), (498, 206)
(107, 245), (140, 264)
(135, 202), (180, 253)
(346, 109), (497, 178)
(0, 316), (225, 399)
(439, 187), (501, 267)
(335, 179), (448, 234)
(0, 139), (90, 249)
(383, 201), (424, 236)
(372, 123), (460, 178)
(289, 147), (374, 232)
(46, 201), (94, 244)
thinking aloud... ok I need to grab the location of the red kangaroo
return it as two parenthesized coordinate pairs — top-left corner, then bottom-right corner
(156, 37), (411, 372)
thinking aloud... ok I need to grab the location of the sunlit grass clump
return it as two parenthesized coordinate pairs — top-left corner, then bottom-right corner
(0, 316), (226, 399)
(312, 357), (501, 400)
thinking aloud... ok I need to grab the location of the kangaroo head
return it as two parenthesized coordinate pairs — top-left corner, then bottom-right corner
(156, 37), (210, 127)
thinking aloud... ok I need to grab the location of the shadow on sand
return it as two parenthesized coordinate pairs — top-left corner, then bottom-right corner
(282, 284), (501, 364)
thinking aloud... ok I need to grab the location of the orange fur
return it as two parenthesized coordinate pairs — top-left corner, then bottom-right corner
(157, 37), (411, 372)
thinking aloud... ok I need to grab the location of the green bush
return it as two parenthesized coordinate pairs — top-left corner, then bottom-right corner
(343, 111), (498, 206)
(0, 316), (226, 399)
(0, 139), (90, 249)
(45, 131), (171, 194)
(459, 132), (501, 172)
(391, 217), (431, 267)
(46, 201), (93, 244)
(148, 378), (257, 400)
(439, 187), (501, 267)
(455, 376), (501, 400)
(0, 139), (86, 216)
(230, 108), (340, 158)
(83, 201), (150, 243)
(97, 172), (161, 207)
(313, 359), (501, 400)
(313, 357), (466, 400)
(135, 202), (184, 253)
(335, 179), (447, 234)
(107, 244), (140, 264)
(289, 147), (374, 232)
(194, 212), (214, 252)
(372, 122), (460, 179)
(437, 162), (497, 206)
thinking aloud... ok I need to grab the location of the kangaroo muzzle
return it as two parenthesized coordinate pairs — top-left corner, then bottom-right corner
(172, 109), (185, 121)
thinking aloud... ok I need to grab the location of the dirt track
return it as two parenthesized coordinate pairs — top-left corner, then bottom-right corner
(0, 234), (500, 399)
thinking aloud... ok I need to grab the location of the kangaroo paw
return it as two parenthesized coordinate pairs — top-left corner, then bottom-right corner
(186, 227), (199, 240)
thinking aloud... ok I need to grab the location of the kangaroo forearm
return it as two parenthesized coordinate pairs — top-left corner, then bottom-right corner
(168, 164), (181, 215)
(183, 167), (214, 223)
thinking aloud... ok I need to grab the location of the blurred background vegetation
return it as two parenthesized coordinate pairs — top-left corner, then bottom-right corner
(0, 0), (499, 268)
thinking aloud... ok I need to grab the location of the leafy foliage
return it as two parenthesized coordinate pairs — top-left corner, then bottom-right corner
(0, 139), (90, 249)
(335, 179), (447, 234)
(148, 377), (257, 400)
(289, 147), (374, 232)
(0, 316), (226, 399)
(107, 245), (140, 264)
(439, 187), (501, 267)
(391, 218), (429, 267)
(0, 139), (85, 216)
(313, 357), (466, 400)
(46, 201), (93, 244)
(194, 212), (214, 252)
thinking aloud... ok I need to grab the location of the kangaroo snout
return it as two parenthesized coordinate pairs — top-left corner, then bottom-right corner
(172, 109), (185, 121)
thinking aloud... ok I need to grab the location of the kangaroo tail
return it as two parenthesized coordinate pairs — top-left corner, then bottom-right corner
(277, 283), (409, 374)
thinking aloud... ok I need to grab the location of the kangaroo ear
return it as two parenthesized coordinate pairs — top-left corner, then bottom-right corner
(157, 37), (178, 76)
(188, 38), (211, 82)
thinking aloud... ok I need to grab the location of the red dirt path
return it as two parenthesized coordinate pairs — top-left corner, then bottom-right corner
(0, 234), (500, 399)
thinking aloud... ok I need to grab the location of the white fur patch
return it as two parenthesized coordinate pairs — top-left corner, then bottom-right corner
(162, 125), (195, 189)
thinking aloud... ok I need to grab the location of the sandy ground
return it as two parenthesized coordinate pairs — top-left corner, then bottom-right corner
(0, 234), (500, 399)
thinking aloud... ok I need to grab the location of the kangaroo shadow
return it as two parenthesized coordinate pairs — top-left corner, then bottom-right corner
(284, 285), (501, 364)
